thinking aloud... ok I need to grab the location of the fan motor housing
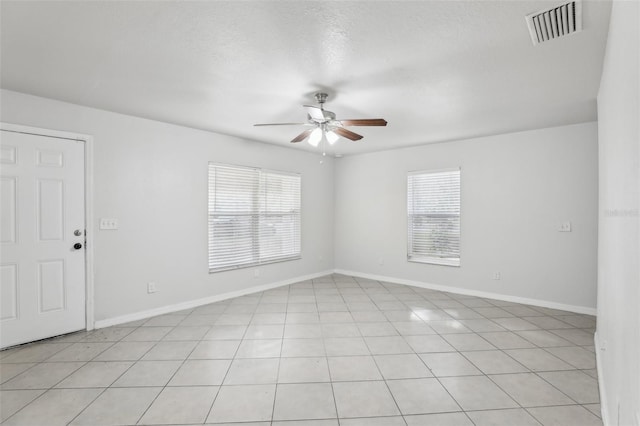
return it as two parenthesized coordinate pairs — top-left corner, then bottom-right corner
(314, 92), (329, 104)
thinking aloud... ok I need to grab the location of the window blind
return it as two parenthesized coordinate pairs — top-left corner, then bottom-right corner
(208, 163), (301, 272)
(407, 168), (461, 266)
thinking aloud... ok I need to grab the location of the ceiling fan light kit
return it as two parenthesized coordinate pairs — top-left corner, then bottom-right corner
(326, 130), (339, 145)
(308, 128), (322, 147)
(254, 92), (387, 149)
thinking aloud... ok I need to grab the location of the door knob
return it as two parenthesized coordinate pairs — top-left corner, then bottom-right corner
(73, 243), (83, 250)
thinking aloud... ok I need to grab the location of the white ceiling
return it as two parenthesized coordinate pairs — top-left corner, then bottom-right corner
(1, 1), (611, 156)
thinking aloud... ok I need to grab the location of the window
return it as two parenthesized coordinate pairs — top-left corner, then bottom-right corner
(208, 163), (301, 272)
(407, 168), (461, 267)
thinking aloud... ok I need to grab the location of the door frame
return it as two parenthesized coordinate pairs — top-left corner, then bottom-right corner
(0, 122), (96, 331)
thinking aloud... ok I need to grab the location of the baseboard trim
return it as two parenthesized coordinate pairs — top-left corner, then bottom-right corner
(594, 332), (609, 425)
(94, 269), (333, 329)
(95, 268), (596, 328)
(334, 269), (597, 316)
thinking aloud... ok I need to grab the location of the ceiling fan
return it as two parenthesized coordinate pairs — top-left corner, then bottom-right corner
(254, 92), (387, 146)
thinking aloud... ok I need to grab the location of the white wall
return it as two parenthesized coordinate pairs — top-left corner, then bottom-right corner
(596, 0), (640, 424)
(334, 122), (598, 312)
(0, 89), (334, 323)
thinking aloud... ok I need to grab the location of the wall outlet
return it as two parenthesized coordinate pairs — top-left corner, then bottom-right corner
(492, 272), (501, 280)
(147, 282), (157, 293)
(254, 269), (260, 278)
(378, 257), (384, 266)
(558, 221), (572, 232)
(100, 218), (119, 230)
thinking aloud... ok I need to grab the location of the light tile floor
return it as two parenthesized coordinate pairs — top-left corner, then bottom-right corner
(0, 274), (602, 425)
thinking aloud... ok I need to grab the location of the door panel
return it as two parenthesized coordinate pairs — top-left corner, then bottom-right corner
(0, 130), (85, 348)
(0, 264), (18, 321)
(38, 260), (66, 313)
(0, 177), (17, 243)
(37, 178), (65, 241)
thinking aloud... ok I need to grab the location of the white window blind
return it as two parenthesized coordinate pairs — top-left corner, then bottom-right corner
(208, 163), (301, 272)
(407, 168), (461, 267)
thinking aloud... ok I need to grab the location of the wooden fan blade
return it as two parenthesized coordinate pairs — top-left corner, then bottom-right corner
(254, 123), (308, 126)
(334, 127), (364, 141)
(291, 129), (313, 143)
(340, 119), (388, 126)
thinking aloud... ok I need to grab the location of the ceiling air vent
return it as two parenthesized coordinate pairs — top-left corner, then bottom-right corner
(525, 0), (582, 45)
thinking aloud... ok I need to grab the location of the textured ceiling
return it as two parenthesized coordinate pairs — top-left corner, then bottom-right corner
(1, 1), (611, 156)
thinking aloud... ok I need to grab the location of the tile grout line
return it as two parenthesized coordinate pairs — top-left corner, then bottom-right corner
(365, 280), (421, 424)
(315, 276), (341, 425)
(114, 320), (192, 425)
(269, 283), (290, 424)
(202, 292), (264, 424)
(377, 279), (544, 424)
(389, 281), (542, 425)
(132, 322), (208, 425)
(7, 366), (105, 425)
(1, 339), (121, 425)
(378, 280), (471, 424)
(64, 331), (160, 425)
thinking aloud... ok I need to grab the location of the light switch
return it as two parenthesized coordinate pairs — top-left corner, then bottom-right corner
(558, 221), (572, 232)
(100, 218), (119, 230)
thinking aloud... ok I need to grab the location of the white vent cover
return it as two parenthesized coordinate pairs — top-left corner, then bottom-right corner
(526, 0), (582, 45)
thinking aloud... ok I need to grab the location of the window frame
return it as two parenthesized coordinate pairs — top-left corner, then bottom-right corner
(407, 167), (461, 267)
(208, 163), (302, 273)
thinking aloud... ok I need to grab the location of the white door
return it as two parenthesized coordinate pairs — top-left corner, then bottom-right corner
(1, 130), (86, 348)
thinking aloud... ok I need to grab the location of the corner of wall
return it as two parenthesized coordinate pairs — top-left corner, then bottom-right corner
(594, 332), (610, 424)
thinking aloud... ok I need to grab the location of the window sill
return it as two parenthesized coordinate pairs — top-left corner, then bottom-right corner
(209, 255), (301, 274)
(408, 257), (460, 267)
